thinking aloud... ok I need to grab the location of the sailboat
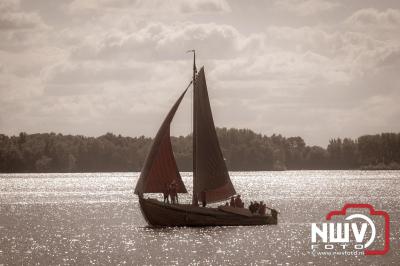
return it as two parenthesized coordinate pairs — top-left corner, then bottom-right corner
(134, 51), (278, 227)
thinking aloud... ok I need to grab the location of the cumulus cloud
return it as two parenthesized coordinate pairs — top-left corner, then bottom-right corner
(0, 12), (45, 30)
(0, 0), (46, 30)
(274, 0), (340, 16)
(69, 0), (137, 11)
(208, 25), (398, 90)
(71, 22), (262, 61)
(0, 0), (19, 12)
(179, 0), (231, 13)
(0, 0), (49, 52)
(1, 1), (400, 145)
(46, 61), (151, 86)
(69, 0), (230, 15)
(347, 8), (400, 29)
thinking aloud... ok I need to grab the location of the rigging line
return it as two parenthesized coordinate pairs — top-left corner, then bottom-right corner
(191, 71), (195, 203)
(191, 79), (193, 141)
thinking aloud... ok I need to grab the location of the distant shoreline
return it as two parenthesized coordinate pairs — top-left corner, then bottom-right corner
(1, 129), (400, 173)
(1, 169), (400, 175)
(2, 167), (400, 175)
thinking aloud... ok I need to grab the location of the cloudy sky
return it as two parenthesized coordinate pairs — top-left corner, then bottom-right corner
(1, 0), (400, 146)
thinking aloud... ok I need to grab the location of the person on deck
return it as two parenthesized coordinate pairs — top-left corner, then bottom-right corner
(271, 209), (278, 220)
(230, 196), (235, 207)
(235, 195), (244, 208)
(259, 201), (266, 215)
(201, 191), (206, 207)
(169, 180), (178, 204)
(163, 184), (170, 203)
(249, 201), (255, 213)
(253, 201), (260, 213)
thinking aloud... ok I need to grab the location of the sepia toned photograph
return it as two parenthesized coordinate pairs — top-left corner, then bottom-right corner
(0, 0), (399, 265)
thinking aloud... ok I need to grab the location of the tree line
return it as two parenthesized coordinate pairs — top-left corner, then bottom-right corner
(0, 128), (399, 173)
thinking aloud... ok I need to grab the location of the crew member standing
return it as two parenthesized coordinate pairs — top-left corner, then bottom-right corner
(163, 184), (170, 203)
(235, 195), (244, 208)
(201, 191), (206, 207)
(169, 180), (177, 204)
(259, 201), (266, 215)
(230, 196), (235, 207)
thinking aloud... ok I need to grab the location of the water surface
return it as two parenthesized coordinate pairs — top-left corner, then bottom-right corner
(0, 171), (399, 265)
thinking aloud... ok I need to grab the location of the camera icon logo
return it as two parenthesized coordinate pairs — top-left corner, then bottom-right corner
(311, 203), (390, 256)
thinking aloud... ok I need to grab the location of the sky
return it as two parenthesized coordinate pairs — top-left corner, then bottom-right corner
(1, 0), (400, 146)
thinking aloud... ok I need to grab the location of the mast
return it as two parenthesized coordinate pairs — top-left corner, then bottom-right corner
(187, 49), (198, 206)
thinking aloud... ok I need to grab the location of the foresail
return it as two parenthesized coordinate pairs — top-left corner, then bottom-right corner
(134, 88), (189, 195)
(193, 67), (236, 203)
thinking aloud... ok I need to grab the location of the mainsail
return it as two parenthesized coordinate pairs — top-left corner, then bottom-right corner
(134, 86), (189, 195)
(193, 67), (236, 203)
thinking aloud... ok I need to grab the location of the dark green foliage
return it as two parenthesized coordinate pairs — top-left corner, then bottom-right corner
(0, 132), (153, 173)
(0, 129), (399, 172)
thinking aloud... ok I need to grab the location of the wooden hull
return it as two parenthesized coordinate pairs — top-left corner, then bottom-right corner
(139, 197), (277, 227)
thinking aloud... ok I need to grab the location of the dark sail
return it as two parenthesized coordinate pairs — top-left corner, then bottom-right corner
(193, 67), (236, 203)
(134, 87), (189, 195)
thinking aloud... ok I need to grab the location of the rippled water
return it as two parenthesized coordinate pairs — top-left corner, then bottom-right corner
(0, 171), (399, 265)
